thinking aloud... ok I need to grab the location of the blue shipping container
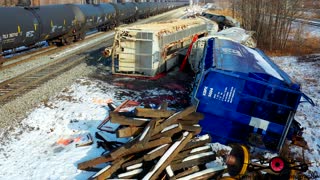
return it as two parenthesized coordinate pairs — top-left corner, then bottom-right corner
(191, 37), (313, 151)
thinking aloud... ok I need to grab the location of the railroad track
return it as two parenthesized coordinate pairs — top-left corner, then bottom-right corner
(0, 54), (87, 105)
(0, 32), (105, 70)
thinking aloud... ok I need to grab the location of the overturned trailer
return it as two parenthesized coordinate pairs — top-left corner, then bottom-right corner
(190, 37), (314, 152)
(111, 18), (209, 77)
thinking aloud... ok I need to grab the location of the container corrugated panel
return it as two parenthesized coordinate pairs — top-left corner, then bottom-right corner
(191, 37), (306, 151)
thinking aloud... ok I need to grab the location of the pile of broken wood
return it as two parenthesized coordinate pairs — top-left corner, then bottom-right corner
(78, 104), (223, 180)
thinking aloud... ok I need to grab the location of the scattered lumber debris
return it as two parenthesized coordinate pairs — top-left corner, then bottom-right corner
(78, 102), (224, 179)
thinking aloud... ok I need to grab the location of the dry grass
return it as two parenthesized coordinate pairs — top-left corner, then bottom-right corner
(266, 35), (320, 56)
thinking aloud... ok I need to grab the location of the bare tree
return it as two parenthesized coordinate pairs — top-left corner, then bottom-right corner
(233, 0), (302, 51)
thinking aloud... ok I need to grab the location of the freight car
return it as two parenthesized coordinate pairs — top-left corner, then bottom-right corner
(0, 2), (185, 61)
(190, 36), (314, 152)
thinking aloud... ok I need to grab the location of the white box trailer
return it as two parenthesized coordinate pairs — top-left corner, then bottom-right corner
(111, 18), (209, 77)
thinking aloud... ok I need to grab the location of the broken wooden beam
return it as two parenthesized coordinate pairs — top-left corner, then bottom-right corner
(118, 169), (143, 179)
(151, 123), (183, 140)
(177, 119), (200, 126)
(110, 136), (172, 159)
(144, 144), (170, 161)
(173, 145), (212, 162)
(175, 166), (200, 179)
(134, 108), (175, 118)
(184, 134), (212, 151)
(139, 119), (156, 146)
(179, 112), (204, 121)
(78, 155), (113, 170)
(142, 132), (193, 180)
(171, 151), (216, 171)
(116, 126), (143, 138)
(152, 106), (197, 135)
(90, 155), (133, 180)
(110, 112), (150, 126)
(117, 168), (143, 179)
(165, 165), (175, 179)
(121, 157), (144, 169)
(181, 124), (202, 135)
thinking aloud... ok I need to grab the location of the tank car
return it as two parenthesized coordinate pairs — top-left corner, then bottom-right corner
(33, 4), (86, 45)
(70, 3), (116, 32)
(135, 2), (151, 19)
(0, 6), (41, 52)
(149, 2), (158, 16)
(111, 3), (138, 24)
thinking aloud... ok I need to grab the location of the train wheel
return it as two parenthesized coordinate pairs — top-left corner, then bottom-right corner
(226, 144), (250, 178)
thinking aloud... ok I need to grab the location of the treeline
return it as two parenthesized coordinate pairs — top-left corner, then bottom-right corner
(232, 0), (302, 51)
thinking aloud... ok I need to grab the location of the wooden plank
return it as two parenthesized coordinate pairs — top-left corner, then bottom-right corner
(158, 101), (169, 110)
(110, 111), (150, 126)
(152, 106), (196, 135)
(151, 123), (182, 140)
(176, 166), (226, 180)
(142, 132), (193, 180)
(125, 162), (143, 171)
(171, 151), (216, 171)
(179, 112), (204, 121)
(139, 119), (156, 146)
(117, 169), (143, 179)
(173, 145), (212, 162)
(165, 165), (175, 179)
(184, 134), (211, 151)
(181, 124), (202, 135)
(144, 144), (170, 161)
(175, 166), (200, 179)
(121, 157), (144, 169)
(116, 126), (143, 138)
(110, 136), (172, 159)
(177, 119), (200, 125)
(135, 108), (175, 118)
(90, 155), (133, 180)
(78, 155), (113, 170)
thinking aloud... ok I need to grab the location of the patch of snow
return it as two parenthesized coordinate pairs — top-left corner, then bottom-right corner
(182, 151), (215, 162)
(190, 145), (211, 153)
(147, 144), (169, 155)
(126, 163), (143, 171)
(139, 126), (150, 141)
(118, 168), (143, 178)
(161, 124), (179, 133)
(92, 165), (111, 178)
(165, 165), (174, 177)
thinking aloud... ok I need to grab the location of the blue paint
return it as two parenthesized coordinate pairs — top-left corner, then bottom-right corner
(192, 38), (305, 151)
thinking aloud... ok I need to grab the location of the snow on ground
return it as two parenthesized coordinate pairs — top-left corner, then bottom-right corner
(0, 55), (319, 179)
(272, 55), (320, 178)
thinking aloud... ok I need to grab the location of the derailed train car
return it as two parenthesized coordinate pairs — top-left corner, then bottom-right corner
(190, 37), (314, 152)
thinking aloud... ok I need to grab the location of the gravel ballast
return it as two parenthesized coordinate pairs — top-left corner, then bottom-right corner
(0, 63), (95, 139)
